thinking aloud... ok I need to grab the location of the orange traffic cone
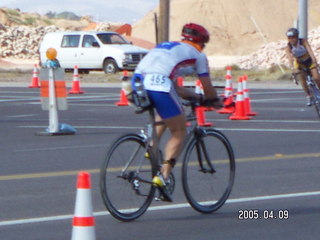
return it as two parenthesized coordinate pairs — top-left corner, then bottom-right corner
(242, 75), (257, 116)
(218, 74), (234, 114)
(69, 66), (85, 94)
(229, 77), (251, 120)
(195, 79), (204, 95)
(116, 89), (129, 106)
(226, 65), (232, 77)
(115, 71), (130, 106)
(195, 79), (214, 111)
(71, 172), (96, 240)
(196, 106), (213, 126)
(28, 64), (40, 88)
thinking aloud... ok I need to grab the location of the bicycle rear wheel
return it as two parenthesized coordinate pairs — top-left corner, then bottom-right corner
(182, 129), (235, 213)
(100, 134), (156, 221)
(309, 84), (320, 119)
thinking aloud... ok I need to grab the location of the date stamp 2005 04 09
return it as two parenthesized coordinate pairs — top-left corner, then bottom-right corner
(238, 209), (289, 220)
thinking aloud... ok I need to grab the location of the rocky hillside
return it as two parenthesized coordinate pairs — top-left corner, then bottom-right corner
(0, 8), (92, 29)
(133, 0), (320, 56)
(0, 8), (92, 59)
(236, 26), (320, 69)
(0, 7), (155, 62)
(1, 4), (320, 70)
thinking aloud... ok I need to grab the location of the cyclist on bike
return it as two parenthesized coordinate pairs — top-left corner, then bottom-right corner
(132, 23), (223, 201)
(285, 27), (320, 106)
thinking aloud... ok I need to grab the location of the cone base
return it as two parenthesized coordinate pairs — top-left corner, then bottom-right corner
(229, 115), (251, 120)
(218, 108), (234, 114)
(28, 79), (40, 88)
(116, 102), (129, 106)
(69, 90), (85, 94)
(247, 112), (258, 116)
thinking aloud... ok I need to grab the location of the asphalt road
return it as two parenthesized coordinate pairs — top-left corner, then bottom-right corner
(0, 85), (319, 240)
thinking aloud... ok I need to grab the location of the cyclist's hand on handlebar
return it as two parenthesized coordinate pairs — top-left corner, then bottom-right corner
(199, 96), (224, 109)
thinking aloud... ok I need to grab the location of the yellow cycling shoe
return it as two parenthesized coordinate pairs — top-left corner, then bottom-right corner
(152, 175), (173, 202)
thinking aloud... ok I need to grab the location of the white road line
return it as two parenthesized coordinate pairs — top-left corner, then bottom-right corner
(211, 119), (319, 123)
(17, 125), (320, 133)
(216, 128), (320, 133)
(0, 191), (319, 226)
(253, 97), (301, 102)
(0, 98), (39, 102)
(250, 90), (301, 95)
(5, 114), (37, 118)
(17, 125), (139, 129)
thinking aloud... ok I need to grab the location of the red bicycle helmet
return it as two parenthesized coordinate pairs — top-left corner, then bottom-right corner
(182, 23), (210, 43)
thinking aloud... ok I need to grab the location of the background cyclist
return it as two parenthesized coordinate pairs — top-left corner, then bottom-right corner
(132, 23), (223, 202)
(285, 27), (320, 106)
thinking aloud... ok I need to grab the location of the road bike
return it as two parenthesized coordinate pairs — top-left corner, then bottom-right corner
(100, 98), (235, 221)
(293, 66), (320, 118)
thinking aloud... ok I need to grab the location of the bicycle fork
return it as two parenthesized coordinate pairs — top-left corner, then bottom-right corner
(195, 131), (216, 174)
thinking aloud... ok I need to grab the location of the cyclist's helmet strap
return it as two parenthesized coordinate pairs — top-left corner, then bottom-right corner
(182, 23), (210, 44)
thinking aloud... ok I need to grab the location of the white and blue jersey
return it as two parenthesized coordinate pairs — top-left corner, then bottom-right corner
(132, 41), (210, 119)
(135, 41), (209, 81)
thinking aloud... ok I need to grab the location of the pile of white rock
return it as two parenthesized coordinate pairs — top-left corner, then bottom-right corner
(0, 25), (62, 59)
(236, 26), (320, 70)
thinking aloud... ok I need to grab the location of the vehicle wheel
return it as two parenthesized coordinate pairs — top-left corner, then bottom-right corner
(103, 59), (119, 74)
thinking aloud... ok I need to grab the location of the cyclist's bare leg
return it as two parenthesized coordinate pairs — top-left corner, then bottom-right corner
(299, 72), (310, 96)
(310, 67), (320, 89)
(151, 114), (166, 150)
(161, 113), (187, 180)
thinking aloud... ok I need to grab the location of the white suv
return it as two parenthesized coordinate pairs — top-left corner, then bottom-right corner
(39, 31), (149, 73)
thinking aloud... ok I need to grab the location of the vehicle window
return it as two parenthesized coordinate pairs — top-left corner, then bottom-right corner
(97, 33), (129, 44)
(61, 35), (80, 47)
(82, 35), (99, 48)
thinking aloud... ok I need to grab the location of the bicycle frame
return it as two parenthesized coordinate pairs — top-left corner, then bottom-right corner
(100, 98), (235, 221)
(293, 67), (320, 119)
(139, 100), (216, 173)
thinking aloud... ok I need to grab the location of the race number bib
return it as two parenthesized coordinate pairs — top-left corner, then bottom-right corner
(144, 74), (172, 92)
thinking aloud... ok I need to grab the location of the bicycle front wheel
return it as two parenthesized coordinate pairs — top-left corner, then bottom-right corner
(100, 134), (156, 221)
(182, 129), (235, 213)
(309, 84), (320, 119)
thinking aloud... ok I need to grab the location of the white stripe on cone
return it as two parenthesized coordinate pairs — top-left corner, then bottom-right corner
(71, 172), (95, 240)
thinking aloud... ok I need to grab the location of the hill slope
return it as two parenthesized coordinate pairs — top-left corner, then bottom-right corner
(132, 0), (320, 56)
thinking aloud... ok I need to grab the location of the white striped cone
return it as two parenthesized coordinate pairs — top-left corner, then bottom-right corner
(226, 66), (232, 77)
(71, 172), (96, 240)
(28, 64), (40, 88)
(242, 75), (257, 116)
(69, 66), (84, 94)
(218, 74), (235, 114)
(229, 77), (251, 120)
(195, 79), (204, 95)
(224, 75), (233, 98)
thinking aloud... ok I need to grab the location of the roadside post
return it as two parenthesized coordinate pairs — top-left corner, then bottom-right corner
(37, 48), (76, 136)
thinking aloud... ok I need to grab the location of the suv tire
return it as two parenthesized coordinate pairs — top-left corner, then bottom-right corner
(103, 59), (119, 74)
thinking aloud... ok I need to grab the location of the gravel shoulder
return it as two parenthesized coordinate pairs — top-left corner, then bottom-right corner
(0, 57), (298, 89)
